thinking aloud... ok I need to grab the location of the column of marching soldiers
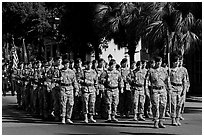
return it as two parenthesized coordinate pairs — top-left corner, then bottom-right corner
(2, 54), (190, 129)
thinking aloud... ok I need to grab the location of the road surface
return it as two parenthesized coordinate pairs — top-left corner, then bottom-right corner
(2, 95), (202, 135)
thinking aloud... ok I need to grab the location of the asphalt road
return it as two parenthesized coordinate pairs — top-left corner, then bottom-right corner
(2, 95), (202, 135)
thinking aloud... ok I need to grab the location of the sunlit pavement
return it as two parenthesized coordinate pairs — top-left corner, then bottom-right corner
(2, 94), (202, 135)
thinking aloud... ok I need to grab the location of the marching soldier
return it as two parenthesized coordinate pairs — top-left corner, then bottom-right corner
(72, 58), (84, 120)
(80, 61), (98, 123)
(51, 56), (64, 121)
(169, 55), (187, 126)
(95, 58), (106, 118)
(2, 64), (9, 96)
(119, 58), (132, 118)
(60, 59), (79, 124)
(127, 61), (146, 121)
(146, 57), (170, 128)
(101, 59), (124, 122)
(179, 56), (190, 120)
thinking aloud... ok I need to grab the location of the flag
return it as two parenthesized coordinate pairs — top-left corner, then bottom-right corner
(11, 38), (19, 69)
(22, 38), (28, 63)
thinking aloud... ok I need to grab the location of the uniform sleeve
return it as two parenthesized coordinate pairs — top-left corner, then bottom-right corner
(72, 73), (79, 92)
(94, 71), (98, 90)
(100, 70), (107, 85)
(185, 68), (190, 88)
(145, 70), (151, 89)
(118, 72), (124, 89)
(127, 71), (133, 85)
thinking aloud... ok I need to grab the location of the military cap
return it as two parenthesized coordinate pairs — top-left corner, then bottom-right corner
(141, 59), (148, 64)
(76, 58), (82, 64)
(171, 55), (179, 63)
(121, 58), (128, 64)
(108, 54), (113, 58)
(136, 61), (142, 67)
(109, 59), (116, 66)
(92, 60), (98, 64)
(63, 59), (69, 65)
(84, 61), (91, 65)
(155, 56), (162, 62)
(70, 59), (74, 64)
(98, 58), (104, 63)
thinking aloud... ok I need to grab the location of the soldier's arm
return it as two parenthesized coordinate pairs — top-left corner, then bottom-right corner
(72, 73), (79, 96)
(118, 72), (124, 90)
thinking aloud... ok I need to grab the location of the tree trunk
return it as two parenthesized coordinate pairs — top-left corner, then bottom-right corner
(128, 42), (136, 64)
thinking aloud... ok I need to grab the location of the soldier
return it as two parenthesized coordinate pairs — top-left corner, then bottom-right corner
(51, 56), (64, 121)
(169, 55), (187, 126)
(127, 61), (146, 121)
(146, 56), (169, 128)
(130, 61), (136, 72)
(2, 64), (9, 96)
(69, 59), (76, 72)
(60, 59), (79, 124)
(15, 62), (24, 108)
(72, 58), (84, 120)
(80, 61), (98, 123)
(101, 59), (124, 122)
(179, 56), (190, 120)
(119, 58), (131, 118)
(94, 58), (107, 118)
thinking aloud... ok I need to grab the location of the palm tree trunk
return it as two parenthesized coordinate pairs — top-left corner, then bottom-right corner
(128, 42), (136, 64)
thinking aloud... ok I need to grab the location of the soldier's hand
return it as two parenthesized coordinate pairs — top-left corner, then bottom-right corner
(120, 88), (124, 94)
(75, 92), (79, 97)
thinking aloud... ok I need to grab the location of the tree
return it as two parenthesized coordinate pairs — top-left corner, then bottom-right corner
(146, 2), (201, 64)
(94, 2), (155, 63)
(2, 2), (52, 60)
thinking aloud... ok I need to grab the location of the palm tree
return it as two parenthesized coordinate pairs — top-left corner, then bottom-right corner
(146, 2), (201, 67)
(94, 2), (155, 62)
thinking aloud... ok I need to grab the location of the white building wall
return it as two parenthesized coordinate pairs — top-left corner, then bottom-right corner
(100, 39), (141, 67)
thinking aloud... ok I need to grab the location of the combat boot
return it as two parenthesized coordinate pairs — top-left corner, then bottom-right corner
(84, 114), (88, 124)
(61, 117), (66, 124)
(154, 120), (159, 128)
(172, 118), (178, 126)
(158, 119), (166, 128)
(138, 114), (145, 121)
(66, 119), (73, 124)
(112, 115), (118, 122)
(90, 115), (96, 123)
(176, 118), (181, 126)
(133, 114), (138, 121)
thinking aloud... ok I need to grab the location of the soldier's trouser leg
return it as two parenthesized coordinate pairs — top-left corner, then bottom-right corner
(52, 87), (61, 118)
(82, 93), (90, 115)
(89, 92), (96, 115)
(11, 79), (15, 95)
(106, 90), (113, 116)
(181, 91), (187, 114)
(118, 89), (125, 116)
(61, 89), (74, 119)
(133, 90), (139, 115)
(42, 87), (49, 118)
(38, 86), (43, 115)
(144, 88), (152, 115)
(166, 93), (170, 113)
(124, 90), (132, 115)
(151, 89), (167, 121)
(95, 92), (102, 115)
(16, 84), (22, 106)
(171, 90), (183, 118)
(111, 89), (119, 116)
(33, 86), (38, 114)
(100, 93), (107, 118)
(138, 90), (145, 114)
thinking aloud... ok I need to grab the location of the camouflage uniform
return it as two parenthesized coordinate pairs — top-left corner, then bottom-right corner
(127, 68), (147, 120)
(119, 67), (131, 118)
(146, 66), (169, 127)
(51, 64), (63, 120)
(72, 67), (84, 119)
(180, 66), (190, 115)
(80, 68), (98, 122)
(170, 67), (187, 125)
(2, 66), (9, 96)
(31, 67), (39, 114)
(42, 64), (53, 119)
(60, 67), (79, 121)
(16, 67), (23, 107)
(95, 67), (106, 118)
(101, 68), (124, 121)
